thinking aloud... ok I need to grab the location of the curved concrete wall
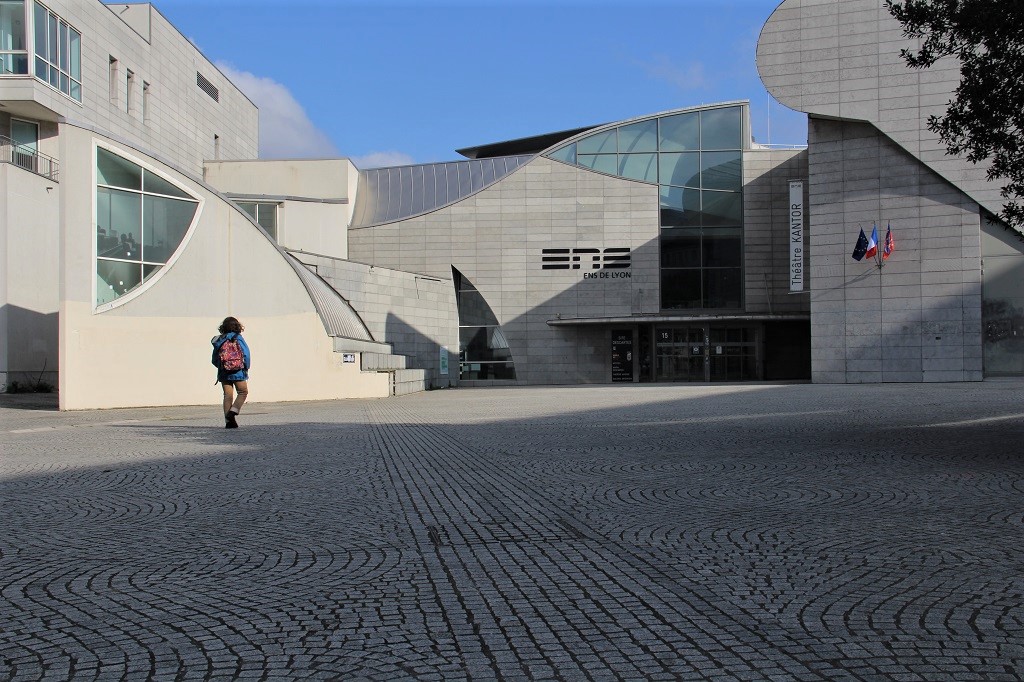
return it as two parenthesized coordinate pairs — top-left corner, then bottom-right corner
(757, 0), (1003, 215)
(58, 125), (389, 410)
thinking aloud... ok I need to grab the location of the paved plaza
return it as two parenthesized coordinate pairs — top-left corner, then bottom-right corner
(2, 381), (1023, 681)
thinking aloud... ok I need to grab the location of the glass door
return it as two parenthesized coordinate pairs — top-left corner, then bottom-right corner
(655, 326), (707, 381)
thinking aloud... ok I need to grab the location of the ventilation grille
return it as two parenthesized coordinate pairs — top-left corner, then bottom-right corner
(196, 72), (219, 102)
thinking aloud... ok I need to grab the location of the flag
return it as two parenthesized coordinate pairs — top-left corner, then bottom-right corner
(883, 223), (895, 260)
(852, 228), (869, 261)
(864, 224), (879, 260)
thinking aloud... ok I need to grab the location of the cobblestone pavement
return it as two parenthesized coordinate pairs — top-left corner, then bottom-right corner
(2, 381), (1023, 681)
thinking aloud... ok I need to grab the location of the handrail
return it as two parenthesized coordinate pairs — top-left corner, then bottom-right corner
(0, 134), (59, 181)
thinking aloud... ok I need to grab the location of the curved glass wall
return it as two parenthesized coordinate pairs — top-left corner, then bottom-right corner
(544, 105), (745, 310)
(454, 268), (516, 381)
(95, 147), (199, 307)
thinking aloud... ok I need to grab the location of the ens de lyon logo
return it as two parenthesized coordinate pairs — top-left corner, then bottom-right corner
(542, 248), (632, 280)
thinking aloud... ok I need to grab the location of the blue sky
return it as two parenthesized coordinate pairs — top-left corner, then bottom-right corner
(146, 0), (806, 167)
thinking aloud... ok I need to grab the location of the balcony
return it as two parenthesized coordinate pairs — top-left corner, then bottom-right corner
(0, 134), (58, 181)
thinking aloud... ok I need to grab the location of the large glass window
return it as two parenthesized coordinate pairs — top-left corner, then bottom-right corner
(543, 104), (746, 310)
(0, 0), (27, 74)
(10, 118), (37, 172)
(33, 2), (80, 101)
(235, 201), (279, 241)
(454, 268), (516, 381)
(95, 148), (199, 307)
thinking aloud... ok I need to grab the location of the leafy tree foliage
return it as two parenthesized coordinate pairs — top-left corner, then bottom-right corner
(886, 0), (1024, 235)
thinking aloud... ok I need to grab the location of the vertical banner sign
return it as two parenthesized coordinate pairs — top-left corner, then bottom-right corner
(789, 180), (804, 292)
(439, 346), (449, 375)
(611, 329), (634, 382)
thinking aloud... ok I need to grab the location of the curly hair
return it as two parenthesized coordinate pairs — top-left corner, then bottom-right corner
(218, 317), (244, 334)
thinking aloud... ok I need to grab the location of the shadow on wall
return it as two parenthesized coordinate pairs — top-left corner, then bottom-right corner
(383, 312), (456, 389)
(1, 306), (58, 392)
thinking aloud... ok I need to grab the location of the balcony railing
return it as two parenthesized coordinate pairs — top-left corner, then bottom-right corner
(0, 134), (59, 182)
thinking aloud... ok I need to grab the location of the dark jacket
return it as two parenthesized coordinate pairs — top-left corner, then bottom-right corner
(212, 332), (251, 383)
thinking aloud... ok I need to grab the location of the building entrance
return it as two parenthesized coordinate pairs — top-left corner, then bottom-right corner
(653, 325), (758, 382)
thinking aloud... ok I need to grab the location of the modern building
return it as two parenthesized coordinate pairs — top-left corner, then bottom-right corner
(758, 0), (1024, 381)
(2, 0), (1021, 410)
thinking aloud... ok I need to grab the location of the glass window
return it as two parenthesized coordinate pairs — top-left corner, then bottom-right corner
(659, 185), (700, 227)
(546, 143), (575, 164)
(702, 232), (742, 267)
(235, 201), (256, 219)
(0, 0), (27, 74)
(661, 268), (702, 309)
(617, 120), (657, 153)
(700, 106), (742, 150)
(95, 149), (200, 307)
(577, 154), (617, 175)
(68, 27), (79, 79)
(256, 204), (277, 240)
(97, 147), (142, 189)
(617, 153), (657, 183)
(701, 151), (742, 191)
(143, 195), (196, 263)
(701, 190), (742, 227)
(577, 130), (616, 154)
(660, 232), (701, 268)
(659, 152), (700, 188)
(459, 326), (513, 362)
(31, 3), (81, 101)
(10, 119), (37, 152)
(703, 268), (742, 308)
(659, 112), (699, 151)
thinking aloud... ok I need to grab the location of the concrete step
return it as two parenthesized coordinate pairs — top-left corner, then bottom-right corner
(362, 352), (408, 371)
(393, 368), (428, 396)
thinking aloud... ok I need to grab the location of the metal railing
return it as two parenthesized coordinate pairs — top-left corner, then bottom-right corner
(0, 134), (59, 182)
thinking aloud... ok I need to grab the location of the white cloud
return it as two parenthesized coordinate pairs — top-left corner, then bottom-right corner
(352, 151), (416, 169)
(637, 55), (708, 91)
(216, 62), (339, 159)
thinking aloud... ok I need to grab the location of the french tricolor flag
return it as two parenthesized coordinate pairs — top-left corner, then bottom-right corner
(863, 224), (879, 260)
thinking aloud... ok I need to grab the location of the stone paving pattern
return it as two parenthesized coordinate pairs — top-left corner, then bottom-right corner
(2, 382), (1023, 681)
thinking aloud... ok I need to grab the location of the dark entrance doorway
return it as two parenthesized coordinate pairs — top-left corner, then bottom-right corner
(652, 324), (759, 381)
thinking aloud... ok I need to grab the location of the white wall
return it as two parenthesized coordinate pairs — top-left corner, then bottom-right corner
(58, 125), (388, 410)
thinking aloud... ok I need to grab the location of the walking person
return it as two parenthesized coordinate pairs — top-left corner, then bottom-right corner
(212, 316), (250, 428)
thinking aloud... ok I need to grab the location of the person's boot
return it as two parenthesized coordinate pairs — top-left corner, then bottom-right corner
(225, 410), (238, 428)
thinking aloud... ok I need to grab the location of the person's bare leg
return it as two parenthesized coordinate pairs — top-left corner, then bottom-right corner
(230, 380), (248, 415)
(222, 382), (235, 417)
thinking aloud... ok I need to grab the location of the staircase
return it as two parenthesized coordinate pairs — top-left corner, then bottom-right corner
(333, 338), (429, 397)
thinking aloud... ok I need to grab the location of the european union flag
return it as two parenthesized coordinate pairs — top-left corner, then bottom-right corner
(852, 228), (869, 261)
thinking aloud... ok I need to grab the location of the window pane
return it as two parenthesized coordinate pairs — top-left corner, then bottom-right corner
(143, 262), (162, 283)
(659, 112), (699, 152)
(96, 187), (142, 260)
(702, 233), (742, 267)
(97, 147), (142, 189)
(659, 152), (700, 188)
(618, 153), (657, 183)
(700, 106), (742, 150)
(546, 143), (575, 164)
(47, 59), (56, 86)
(235, 201), (257, 220)
(1, 53), (28, 74)
(460, 362), (516, 381)
(660, 234), (701, 268)
(577, 130), (616, 154)
(577, 154), (617, 175)
(661, 268), (702, 309)
(96, 259), (141, 304)
(68, 28), (80, 79)
(46, 12), (55, 63)
(58, 21), (67, 70)
(11, 119), (38, 151)
(457, 287), (496, 326)
(660, 185), (700, 227)
(34, 55), (45, 79)
(256, 203), (277, 239)
(701, 151), (742, 191)
(617, 120), (657, 153)
(701, 190), (741, 227)
(0, 0), (26, 50)
(33, 3), (45, 58)
(459, 326), (512, 362)
(70, 78), (80, 101)
(143, 194), (196, 263)
(703, 268), (742, 308)
(59, 71), (68, 94)
(143, 170), (191, 198)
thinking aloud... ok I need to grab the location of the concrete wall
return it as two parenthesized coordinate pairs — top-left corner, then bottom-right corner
(57, 124), (388, 410)
(808, 119), (982, 383)
(744, 148), (810, 315)
(0, 162), (60, 390)
(204, 159), (354, 259)
(756, 0), (1003, 224)
(292, 253), (459, 388)
(349, 156), (661, 384)
(0, 0), (258, 174)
